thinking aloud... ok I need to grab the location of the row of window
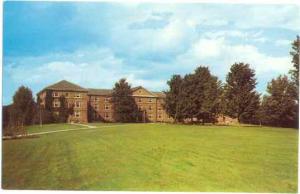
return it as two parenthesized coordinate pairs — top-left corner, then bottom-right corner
(91, 96), (110, 102)
(53, 92), (82, 98)
(93, 104), (110, 110)
(53, 101), (82, 108)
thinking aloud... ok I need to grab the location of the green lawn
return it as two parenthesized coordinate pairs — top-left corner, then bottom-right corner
(2, 123), (298, 192)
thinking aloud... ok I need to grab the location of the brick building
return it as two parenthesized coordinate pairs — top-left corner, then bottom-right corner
(37, 80), (173, 123)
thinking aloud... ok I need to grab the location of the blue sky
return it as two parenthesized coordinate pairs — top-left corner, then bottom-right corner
(3, 2), (300, 105)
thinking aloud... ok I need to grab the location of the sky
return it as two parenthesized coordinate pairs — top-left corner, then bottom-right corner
(3, 2), (300, 105)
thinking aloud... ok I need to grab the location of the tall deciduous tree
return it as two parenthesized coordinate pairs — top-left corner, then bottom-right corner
(177, 66), (221, 123)
(260, 75), (298, 128)
(224, 63), (260, 123)
(111, 78), (138, 122)
(164, 75), (184, 122)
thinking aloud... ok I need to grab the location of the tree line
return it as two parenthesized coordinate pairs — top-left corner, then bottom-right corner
(164, 36), (299, 128)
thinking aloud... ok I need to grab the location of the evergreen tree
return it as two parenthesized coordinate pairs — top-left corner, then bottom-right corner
(10, 86), (36, 126)
(164, 75), (184, 122)
(289, 36), (299, 89)
(111, 78), (138, 122)
(261, 75), (298, 128)
(224, 63), (260, 123)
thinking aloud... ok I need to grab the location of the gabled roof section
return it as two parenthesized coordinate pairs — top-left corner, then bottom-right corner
(131, 86), (158, 97)
(42, 80), (88, 92)
(88, 88), (113, 96)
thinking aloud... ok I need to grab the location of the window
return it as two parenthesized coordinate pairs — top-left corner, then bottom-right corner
(53, 101), (60, 108)
(148, 114), (152, 119)
(95, 97), (99, 101)
(158, 107), (162, 111)
(53, 92), (59, 97)
(65, 93), (69, 97)
(148, 98), (153, 102)
(105, 104), (110, 110)
(158, 114), (162, 119)
(75, 111), (80, 118)
(75, 93), (81, 98)
(105, 97), (109, 102)
(105, 112), (110, 119)
(75, 101), (81, 108)
(95, 105), (98, 110)
(138, 98), (142, 103)
(149, 105), (152, 110)
(138, 106), (142, 111)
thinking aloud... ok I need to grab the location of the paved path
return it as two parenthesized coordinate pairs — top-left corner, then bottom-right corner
(3, 123), (136, 139)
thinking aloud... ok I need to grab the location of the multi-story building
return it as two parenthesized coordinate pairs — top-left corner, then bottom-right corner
(37, 80), (173, 123)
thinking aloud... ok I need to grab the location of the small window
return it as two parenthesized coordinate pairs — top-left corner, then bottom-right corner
(75, 111), (80, 118)
(75, 93), (81, 98)
(95, 105), (98, 110)
(105, 97), (109, 102)
(53, 92), (59, 97)
(105, 104), (109, 110)
(158, 114), (162, 118)
(149, 106), (152, 110)
(158, 107), (162, 111)
(148, 98), (153, 102)
(65, 93), (69, 97)
(75, 101), (81, 108)
(105, 112), (109, 118)
(148, 114), (152, 119)
(95, 97), (99, 101)
(53, 101), (60, 108)
(138, 98), (142, 103)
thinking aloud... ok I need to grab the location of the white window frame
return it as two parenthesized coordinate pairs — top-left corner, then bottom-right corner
(75, 111), (80, 118)
(53, 101), (60, 108)
(75, 93), (81, 98)
(75, 101), (81, 108)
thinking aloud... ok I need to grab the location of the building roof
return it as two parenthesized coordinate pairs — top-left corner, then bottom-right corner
(87, 88), (113, 96)
(152, 92), (166, 98)
(38, 80), (166, 98)
(41, 80), (88, 92)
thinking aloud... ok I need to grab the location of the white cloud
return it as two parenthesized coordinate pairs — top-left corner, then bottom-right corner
(176, 37), (292, 81)
(4, 47), (169, 96)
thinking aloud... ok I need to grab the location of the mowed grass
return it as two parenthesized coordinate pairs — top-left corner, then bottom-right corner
(2, 123), (298, 192)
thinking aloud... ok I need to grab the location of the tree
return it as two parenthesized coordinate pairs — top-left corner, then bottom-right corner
(176, 66), (221, 124)
(111, 78), (139, 122)
(260, 75), (298, 128)
(289, 36), (299, 88)
(58, 95), (74, 123)
(192, 66), (221, 124)
(164, 75), (184, 122)
(224, 63), (260, 123)
(10, 86), (36, 126)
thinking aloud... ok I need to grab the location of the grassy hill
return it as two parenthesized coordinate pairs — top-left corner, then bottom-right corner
(2, 123), (298, 192)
